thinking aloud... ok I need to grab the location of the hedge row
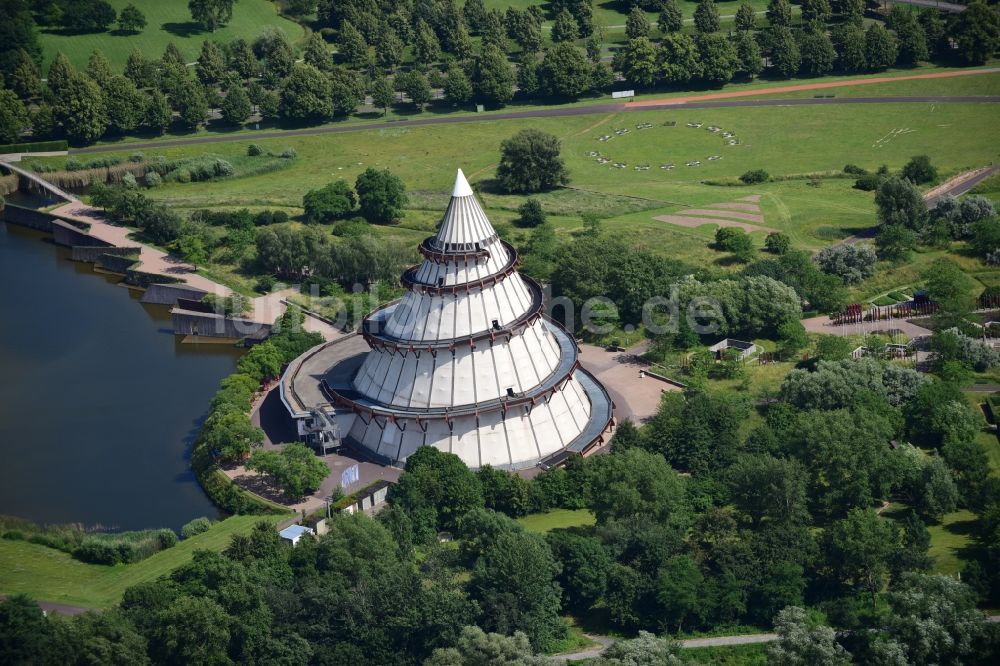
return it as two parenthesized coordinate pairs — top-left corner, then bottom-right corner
(0, 139), (68, 154)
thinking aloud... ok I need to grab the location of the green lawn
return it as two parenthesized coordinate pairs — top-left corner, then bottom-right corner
(51, 99), (999, 289)
(517, 509), (596, 533)
(39, 0), (304, 70)
(926, 510), (980, 576)
(681, 642), (768, 665)
(0, 515), (282, 609)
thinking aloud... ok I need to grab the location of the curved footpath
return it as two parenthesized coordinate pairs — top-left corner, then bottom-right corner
(68, 68), (1000, 155)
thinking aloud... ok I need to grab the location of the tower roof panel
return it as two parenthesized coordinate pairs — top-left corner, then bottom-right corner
(434, 170), (500, 249)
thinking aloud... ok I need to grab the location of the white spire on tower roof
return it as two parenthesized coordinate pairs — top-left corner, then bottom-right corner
(452, 168), (474, 197)
(435, 168), (497, 248)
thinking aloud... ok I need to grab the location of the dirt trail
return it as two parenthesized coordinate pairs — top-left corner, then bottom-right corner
(626, 68), (1000, 108)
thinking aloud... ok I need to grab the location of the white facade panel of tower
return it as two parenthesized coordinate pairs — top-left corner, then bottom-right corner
(326, 169), (612, 471)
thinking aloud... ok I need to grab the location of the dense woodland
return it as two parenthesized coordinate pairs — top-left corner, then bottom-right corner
(1, 0), (999, 145)
(4, 352), (1000, 664)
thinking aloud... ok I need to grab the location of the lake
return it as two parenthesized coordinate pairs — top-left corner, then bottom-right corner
(0, 219), (238, 531)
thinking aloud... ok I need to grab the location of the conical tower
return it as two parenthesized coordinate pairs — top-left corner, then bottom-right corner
(327, 170), (614, 470)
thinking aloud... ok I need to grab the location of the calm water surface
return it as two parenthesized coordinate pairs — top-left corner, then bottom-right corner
(0, 220), (238, 531)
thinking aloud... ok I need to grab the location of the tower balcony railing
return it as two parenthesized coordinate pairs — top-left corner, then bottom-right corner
(400, 241), (521, 296)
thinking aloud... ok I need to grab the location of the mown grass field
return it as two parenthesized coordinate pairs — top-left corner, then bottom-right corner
(517, 508), (596, 533)
(0, 515), (281, 608)
(72, 101), (998, 245)
(39, 0), (303, 70)
(49, 96), (1000, 301)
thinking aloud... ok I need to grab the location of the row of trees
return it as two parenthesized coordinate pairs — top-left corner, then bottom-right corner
(4, 1), (997, 145)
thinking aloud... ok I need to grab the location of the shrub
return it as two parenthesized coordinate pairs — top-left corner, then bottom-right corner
(181, 517), (214, 539)
(515, 199), (546, 227)
(247, 143), (263, 156)
(122, 172), (138, 189)
(279, 147), (297, 159)
(74, 539), (121, 565)
(303, 181), (357, 223)
(739, 169), (769, 184)
(255, 275), (277, 293)
(331, 218), (372, 237)
(128, 152), (144, 163)
(854, 173), (883, 191)
(816, 243), (878, 284)
(843, 164), (867, 175)
(176, 168), (192, 183)
(64, 158), (84, 171)
(156, 529), (179, 550)
(901, 155), (937, 185)
(765, 232), (791, 255)
(144, 171), (162, 188)
(253, 209), (288, 226)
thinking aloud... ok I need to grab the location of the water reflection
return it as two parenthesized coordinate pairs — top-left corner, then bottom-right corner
(0, 217), (239, 531)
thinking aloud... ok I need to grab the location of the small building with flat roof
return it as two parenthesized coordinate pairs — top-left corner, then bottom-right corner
(278, 524), (315, 547)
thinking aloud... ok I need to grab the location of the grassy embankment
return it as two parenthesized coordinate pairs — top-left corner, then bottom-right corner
(0, 515), (281, 609)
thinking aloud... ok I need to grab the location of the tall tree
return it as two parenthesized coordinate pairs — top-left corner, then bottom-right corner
(694, 0), (721, 34)
(472, 44), (515, 106)
(355, 167), (409, 224)
(626, 6), (650, 40)
(55, 71), (108, 144)
(767, 0), (793, 28)
(397, 70), (431, 109)
(278, 64), (333, 121)
(103, 75), (145, 133)
(658, 0), (684, 34)
(220, 84), (251, 124)
(196, 40), (226, 84)
(824, 508), (901, 609)
(614, 36), (660, 87)
(337, 20), (370, 69)
(539, 43), (592, 99)
(188, 0), (235, 32)
(86, 48), (113, 86)
(414, 19), (442, 65)
(496, 128), (569, 193)
(117, 3), (147, 33)
(697, 33), (739, 84)
(801, 0), (832, 24)
(734, 31), (763, 79)
(144, 90), (172, 134)
(371, 75), (395, 115)
(443, 62), (473, 105)
(832, 24), (867, 72)
(0, 89), (29, 143)
(798, 29), (836, 76)
(659, 33), (701, 85)
(865, 23), (899, 70)
(770, 26), (802, 77)
(950, 1), (1000, 66)
(303, 32), (331, 71)
(552, 8), (579, 43)
(735, 3), (757, 32)
(469, 528), (565, 651)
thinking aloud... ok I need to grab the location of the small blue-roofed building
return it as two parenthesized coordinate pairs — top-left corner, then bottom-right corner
(278, 524), (315, 547)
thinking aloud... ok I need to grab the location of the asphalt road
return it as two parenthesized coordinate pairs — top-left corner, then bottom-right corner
(70, 94), (1000, 155)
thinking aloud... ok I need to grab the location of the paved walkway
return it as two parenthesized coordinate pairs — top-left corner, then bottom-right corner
(41, 201), (338, 340)
(626, 68), (1000, 108)
(578, 341), (677, 424)
(236, 380), (401, 514)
